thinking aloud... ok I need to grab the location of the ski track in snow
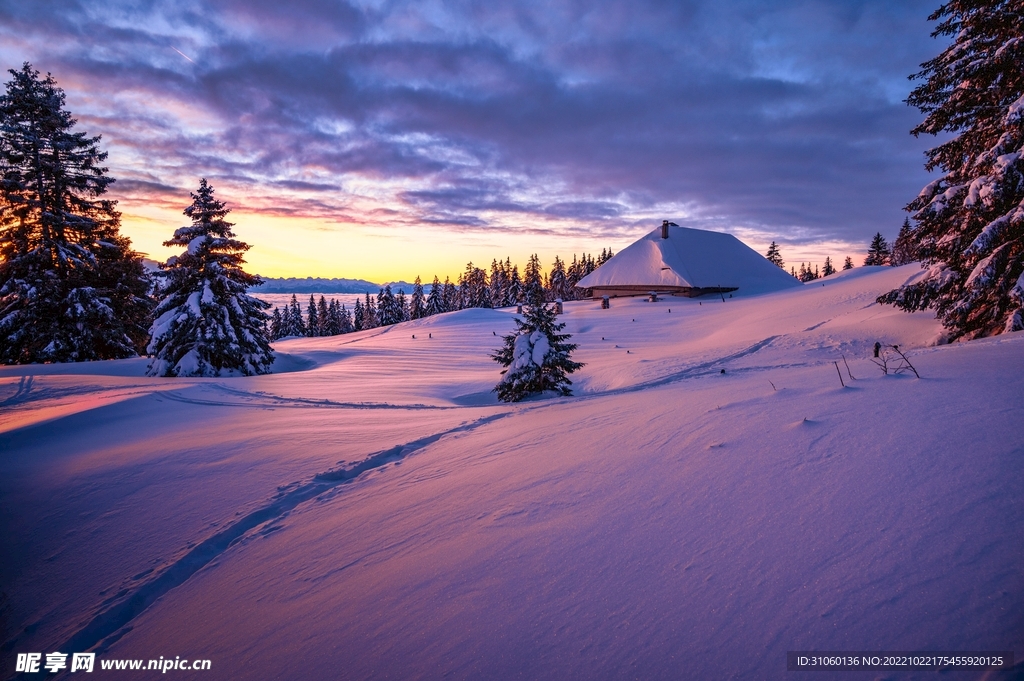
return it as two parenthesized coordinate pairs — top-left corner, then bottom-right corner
(52, 411), (515, 661)
(39, 336), (788, 661)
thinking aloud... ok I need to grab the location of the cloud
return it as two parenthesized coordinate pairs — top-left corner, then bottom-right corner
(0, 0), (948, 251)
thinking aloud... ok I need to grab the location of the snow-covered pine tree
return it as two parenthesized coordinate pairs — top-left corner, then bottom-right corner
(507, 266), (523, 305)
(425, 275), (445, 316)
(409, 276), (425, 319)
(353, 297), (364, 331)
(0, 63), (153, 363)
(317, 296), (330, 334)
(270, 307), (284, 339)
(488, 260), (503, 308)
(547, 255), (567, 302)
(306, 294), (320, 336)
(890, 218), (919, 266)
(442, 277), (458, 311)
(843, 256), (854, 270)
(396, 289), (409, 321)
(491, 302), (583, 402)
(523, 253), (544, 305)
(879, 0), (1024, 337)
(338, 303), (353, 333)
(147, 179), (272, 376)
(377, 284), (404, 326)
(288, 295), (306, 337)
(363, 292), (378, 328)
(823, 256), (836, 277)
(864, 232), (892, 266)
(765, 241), (785, 268)
(460, 262), (490, 308)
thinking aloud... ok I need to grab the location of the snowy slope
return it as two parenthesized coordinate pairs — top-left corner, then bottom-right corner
(1, 265), (1021, 680)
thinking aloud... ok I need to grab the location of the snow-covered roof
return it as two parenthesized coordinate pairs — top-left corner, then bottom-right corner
(577, 224), (801, 294)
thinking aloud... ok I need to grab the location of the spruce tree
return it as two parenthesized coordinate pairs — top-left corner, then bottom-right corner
(306, 294), (320, 336)
(377, 284), (404, 326)
(425, 275), (445, 316)
(523, 253), (544, 305)
(410, 276), (425, 319)
(822, 256), (836, 277)
(765, 241), (785, 268)
(492, 303), (583, 402)
(363, 292), (378, 328)
(843, 256), (854, 270)
(864, 233), (892, 266)
(353, 297), (364, 331)
(338, 303), (353, 333)
(507, 266), (523, 305)
(442, 277), (458, 311)
(890, 218), (917, 266)
(147, 179), (272, 376)
(317, 296), (330, 334)
(547, 255), (567, 301)
(0, 63), (152, 363)
(270, 307), (284, 339)
(285, 294), (305, 337)
(879, 0), (1024, 337)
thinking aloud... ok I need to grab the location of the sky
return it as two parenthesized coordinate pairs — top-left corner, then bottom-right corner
(0, 0), (949, 282)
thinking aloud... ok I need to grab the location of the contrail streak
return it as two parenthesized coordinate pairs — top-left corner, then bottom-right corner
(171, 46), (196, 64)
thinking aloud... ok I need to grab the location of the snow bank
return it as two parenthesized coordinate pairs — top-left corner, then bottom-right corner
(1, 266), (1020, 680)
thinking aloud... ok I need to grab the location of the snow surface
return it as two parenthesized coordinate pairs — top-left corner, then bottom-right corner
(577, 224), (802, 294)
(1, 265), (1021, 680)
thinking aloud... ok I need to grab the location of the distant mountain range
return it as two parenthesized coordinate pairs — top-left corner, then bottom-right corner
(253, 277), (424, 294)
(142, 260), (423, 294)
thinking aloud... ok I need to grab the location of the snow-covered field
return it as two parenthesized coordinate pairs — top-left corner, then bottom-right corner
(1, 265), (1021, 680)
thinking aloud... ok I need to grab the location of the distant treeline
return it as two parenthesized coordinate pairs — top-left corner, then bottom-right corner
(269, 250), (613, 340)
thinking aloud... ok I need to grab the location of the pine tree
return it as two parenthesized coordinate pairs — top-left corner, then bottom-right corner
(285, 294), (305, 337)
(147, 179), (273, 376)
(822, 256), (836, 277)
(765, 241), (785, 268)
(864, 233), (892, 266)
(363, 292), (378, 328)
(843, 256), (854, 270)
(890, 218), (918, 266)
(492, 302), (583, 402)
(547, 255), (567, 301)
(879, 0), (1024, 337)
(425, 275), (445, 316)
(377, 284), (404, 326)
(442, 277), (458, 311)
(523, 253), (544, 305)
(352, 298), (364, 331)
(0, 63), (152, 363)
(306, 294), (320, 336)
(338, 303), (353, 333)
(317, 296), (329, 334)
(396, 288), (409, 321)
(270, 307), (284, 339)
(409, 276), (425, 319)
(507, 266), (523, 305)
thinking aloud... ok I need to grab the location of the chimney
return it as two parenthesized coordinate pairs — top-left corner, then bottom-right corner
(661, 220), (670, 239)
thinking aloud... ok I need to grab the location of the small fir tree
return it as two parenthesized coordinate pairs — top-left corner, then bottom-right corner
(353, 297), (364, 331)
(306, 294), (320, 336)
(843, 256), (854, 270)
(410, 276), (425, 319)
(377, 284), (404, 326)
(425, 275), (445, 316)
(765, 241), (785, 268)
(317, 296), (330, 333)
(864, 232), (892, 266)
(523, 253), (544, 305)
(147, 179), (273, 376)
(492, 303), (583, 402)
(822, 256), (836, 277)
(890, 218), (918, 266)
